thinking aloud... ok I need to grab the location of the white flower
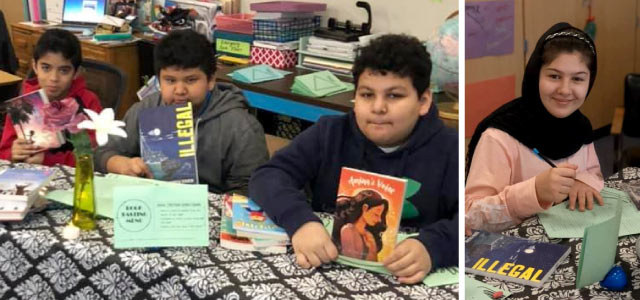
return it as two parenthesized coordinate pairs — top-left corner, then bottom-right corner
(77, 108), (127, 146)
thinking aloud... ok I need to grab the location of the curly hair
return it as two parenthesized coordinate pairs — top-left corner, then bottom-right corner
(352, 34), (432, 96)
(154, 29), (216, 78)
(332, 190), (389, 254)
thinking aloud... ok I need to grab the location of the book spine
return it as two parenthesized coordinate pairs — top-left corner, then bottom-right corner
(22, 0), (30, 21)
(39, 0), (47, 21)
(31, 0), (40, 21)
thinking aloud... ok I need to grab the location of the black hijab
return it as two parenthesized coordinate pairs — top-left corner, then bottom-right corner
(466, 22), (597, 176)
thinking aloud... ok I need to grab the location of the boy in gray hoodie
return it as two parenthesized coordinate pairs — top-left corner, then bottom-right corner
(95, 29), (269, 193)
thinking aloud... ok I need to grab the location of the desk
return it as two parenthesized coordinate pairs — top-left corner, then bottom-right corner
(215, 65), (459, 128)
(467, 168), (640, 299)
(0, 161), (458, 299)
(0, 71), (21, 87)
(10, 23), (140, 119)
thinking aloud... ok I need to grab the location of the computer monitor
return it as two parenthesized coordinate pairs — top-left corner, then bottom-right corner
(61, 0), (107, 26)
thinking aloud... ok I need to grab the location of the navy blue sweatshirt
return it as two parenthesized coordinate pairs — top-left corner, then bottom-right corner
(249, 105), (458, 269)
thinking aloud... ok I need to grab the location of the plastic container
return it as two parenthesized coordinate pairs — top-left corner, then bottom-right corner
(249, 1), (326, 13)
(253, 16), (321, 42)
(215, 13), (255, 35)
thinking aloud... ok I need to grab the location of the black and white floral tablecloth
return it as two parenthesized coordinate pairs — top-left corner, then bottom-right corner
(468, 167), (640, 299)
(0, 161), (458, 300)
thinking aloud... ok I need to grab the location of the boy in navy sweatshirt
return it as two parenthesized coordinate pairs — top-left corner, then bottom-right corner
(249, 34), (458, 284)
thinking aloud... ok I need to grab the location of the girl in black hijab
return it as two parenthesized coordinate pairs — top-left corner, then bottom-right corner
(466, 23), (604, 232)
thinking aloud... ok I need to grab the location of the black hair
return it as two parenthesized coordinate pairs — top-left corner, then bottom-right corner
(541, 28), (596, 75)
(154, 29), (216, 78)
(332, 190), (389, 254)
(352, 34), (432, 96)
(33, 29), (82, 71)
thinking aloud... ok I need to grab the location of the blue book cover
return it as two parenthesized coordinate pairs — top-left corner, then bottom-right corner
(231, 194), (288, 240)
(139, 103), (198, 184)
(465, 230), (570, 287)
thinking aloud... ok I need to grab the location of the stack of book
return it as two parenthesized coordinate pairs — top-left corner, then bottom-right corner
(0, 169), (54, 221)
(219, 194), (289, 253)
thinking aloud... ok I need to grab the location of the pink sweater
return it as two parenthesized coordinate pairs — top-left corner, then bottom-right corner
(465, 128), (604, 232)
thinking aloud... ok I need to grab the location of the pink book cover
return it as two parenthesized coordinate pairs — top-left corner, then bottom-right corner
(249, 1), (326, 13)
(5, 89), (64, 149)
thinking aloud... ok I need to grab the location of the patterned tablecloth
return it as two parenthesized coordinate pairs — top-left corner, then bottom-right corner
(0, 161), (458, 300)
(468, 167), (640, 299)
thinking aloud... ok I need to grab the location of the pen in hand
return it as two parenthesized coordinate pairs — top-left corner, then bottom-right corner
(532, 148), (557, 168)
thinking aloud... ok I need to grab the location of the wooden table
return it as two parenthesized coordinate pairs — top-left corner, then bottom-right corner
(0, 70), (21, 87)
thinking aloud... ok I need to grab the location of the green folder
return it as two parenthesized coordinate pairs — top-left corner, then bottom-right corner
(575, 192), (623, 289)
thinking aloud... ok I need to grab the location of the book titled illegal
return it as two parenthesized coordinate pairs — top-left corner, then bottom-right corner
(465, 230), (570, 287)
(139, 103), (198, 184)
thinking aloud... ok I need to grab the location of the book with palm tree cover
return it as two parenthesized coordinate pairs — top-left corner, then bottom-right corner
(3, 89), (64, 149)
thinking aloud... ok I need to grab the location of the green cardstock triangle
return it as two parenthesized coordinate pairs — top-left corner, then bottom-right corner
(401, 178), (421, 219)
(252, 68), (276, 81)
(313, 74), (340, 91)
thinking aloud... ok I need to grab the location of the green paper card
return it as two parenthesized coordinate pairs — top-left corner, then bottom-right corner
(229, 64), (289, 84)
(465, 276), (512, 299)
(113, 185), (209, 249)
(324, 218), (458, 286)
(538, 187), (640, 238)
(46, 174), (182, 219)
(576, 192), (622, 289)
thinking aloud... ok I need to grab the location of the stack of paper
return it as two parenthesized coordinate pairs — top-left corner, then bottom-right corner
(229, 64), (291, 84)
(291, 70), (354, 97)
(307, 36), (359, 60)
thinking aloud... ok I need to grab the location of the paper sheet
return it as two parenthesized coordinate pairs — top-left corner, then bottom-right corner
(538, 187), (640, 238)
(465, 276), (512, 300)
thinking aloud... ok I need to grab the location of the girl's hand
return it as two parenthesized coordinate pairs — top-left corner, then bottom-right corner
(383, 238), (432, 284)
(568, 180), (603, 211)
(535, 162), (577, 205)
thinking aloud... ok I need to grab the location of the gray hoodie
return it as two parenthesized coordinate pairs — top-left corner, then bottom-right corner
(95, 82), (269, 193)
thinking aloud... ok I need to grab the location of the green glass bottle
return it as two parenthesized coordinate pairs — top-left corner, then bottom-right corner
(71, 134), (96, 230)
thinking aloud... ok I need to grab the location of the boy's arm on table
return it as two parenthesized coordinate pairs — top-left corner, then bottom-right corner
(249, 121), (325, 237)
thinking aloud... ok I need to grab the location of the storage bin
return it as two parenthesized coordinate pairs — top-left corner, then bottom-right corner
(250, 46), (298, 69)
(253, 16), (321, 42)
(215, 13), (254, 35)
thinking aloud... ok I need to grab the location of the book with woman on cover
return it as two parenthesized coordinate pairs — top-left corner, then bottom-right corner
(331, 167), (406, 262)
(465, 230), (570, 287)
(3, 89), (65, 149)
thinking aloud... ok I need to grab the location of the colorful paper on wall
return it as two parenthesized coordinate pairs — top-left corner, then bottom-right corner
(465, 75), (516, 137)
(466, 0), (515, 59)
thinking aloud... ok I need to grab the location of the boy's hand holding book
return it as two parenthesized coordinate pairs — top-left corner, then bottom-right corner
(291, 221), (338, 268)
(383, 238), (432, 284)
(107, 156), (153, 178)
(11, 138), (43, 162)
(535, 162), (577, 206)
